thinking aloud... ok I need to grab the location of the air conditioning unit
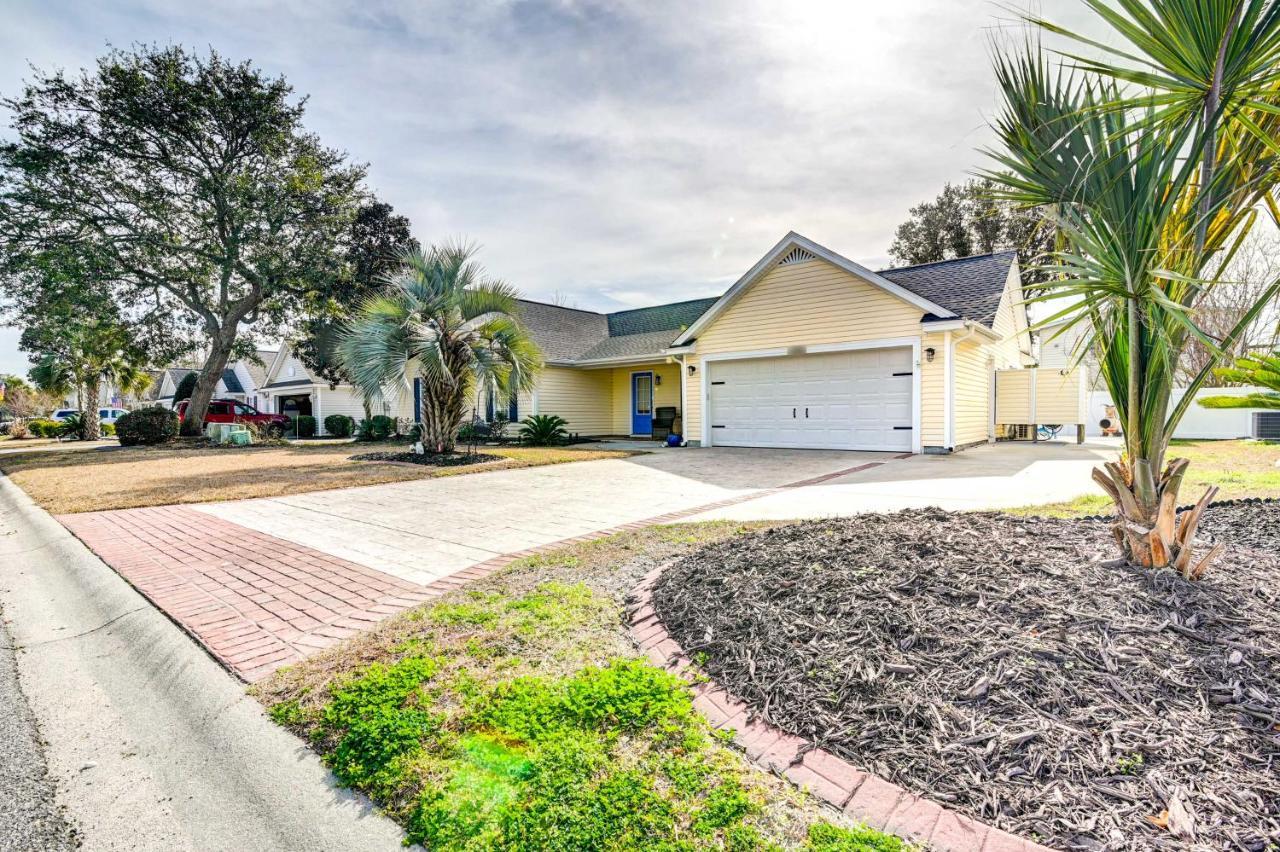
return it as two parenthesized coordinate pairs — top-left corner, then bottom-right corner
(1253, 412), (1280, 440)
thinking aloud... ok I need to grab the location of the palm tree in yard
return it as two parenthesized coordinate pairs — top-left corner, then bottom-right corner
(1200, 350), (1280, 407)
(987, 0), (1280, 576)
(337, 242), (541, 454)
(29, 332), (151, 440)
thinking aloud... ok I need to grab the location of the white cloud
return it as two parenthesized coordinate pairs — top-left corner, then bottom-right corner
(0, 0), (1100, 375)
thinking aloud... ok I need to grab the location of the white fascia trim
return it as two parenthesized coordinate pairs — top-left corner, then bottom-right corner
(805, 337), (921, 355)
(673, 232), (956, 347)
(700, 347), (790, 364)
(698, 338), (924, 453)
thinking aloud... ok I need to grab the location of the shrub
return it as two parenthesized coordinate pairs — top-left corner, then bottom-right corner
(115, 407), (180, 446)
(355, 418), (374, 440)
(518, 414), (569, 446)
(490, 412), (511, 445)
(101, 422), (116, 437)
(296, 415), (317, 438)
(370, 414), (395, 440)
(324, 414), (355, 438)
(57, 413), (84, 439)
(7, 420), (29, 439)
(27, 418), (61, 438)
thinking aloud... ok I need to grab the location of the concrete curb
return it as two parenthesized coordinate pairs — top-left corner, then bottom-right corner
(0, 474), (410, 851)
(626, 568), (1055, 852)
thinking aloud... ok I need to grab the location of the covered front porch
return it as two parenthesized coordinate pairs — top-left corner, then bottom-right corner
(532, 358), (686, 440)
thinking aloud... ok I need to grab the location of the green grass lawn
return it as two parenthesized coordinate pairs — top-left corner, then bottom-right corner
(1011, 439), (1280, 518)
(255, 525), (910, 851)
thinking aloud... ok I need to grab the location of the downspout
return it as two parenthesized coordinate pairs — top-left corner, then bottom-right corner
(942, 331), (953, 449)
(947, 322), (982, 451)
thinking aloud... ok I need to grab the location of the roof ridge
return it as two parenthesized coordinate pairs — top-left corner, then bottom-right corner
(878, 250), (1016, 274)
(605, 295), (719, 318)
(516, 297), (606, 317)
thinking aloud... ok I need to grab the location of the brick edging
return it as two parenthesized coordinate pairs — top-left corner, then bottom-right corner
(626, 570), (1055, 852)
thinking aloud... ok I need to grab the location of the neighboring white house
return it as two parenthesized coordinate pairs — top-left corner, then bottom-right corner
(257, 343), (417, 434)
(151, 350), (277, 411)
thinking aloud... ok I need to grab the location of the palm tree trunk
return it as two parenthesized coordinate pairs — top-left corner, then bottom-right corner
(1091, 294), (1221, 577)
(81, 376), (101, 440)
(417, 377), (468, 454)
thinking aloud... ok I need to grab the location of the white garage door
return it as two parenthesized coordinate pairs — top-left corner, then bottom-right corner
(707, 348), (914, 451)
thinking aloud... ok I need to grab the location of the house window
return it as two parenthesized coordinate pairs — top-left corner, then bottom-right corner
(485, 388), (517, 422)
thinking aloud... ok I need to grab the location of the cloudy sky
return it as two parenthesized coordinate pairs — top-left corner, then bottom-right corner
(0, 0), (1096, 377)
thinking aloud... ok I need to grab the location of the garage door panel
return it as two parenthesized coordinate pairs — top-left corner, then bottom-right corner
(708, 348), (914, 451)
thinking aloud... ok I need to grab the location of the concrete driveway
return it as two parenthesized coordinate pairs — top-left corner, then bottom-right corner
(689, 440), (1117, 521)
(189, 447), (894, 586)
(57, 441), (1113, 681)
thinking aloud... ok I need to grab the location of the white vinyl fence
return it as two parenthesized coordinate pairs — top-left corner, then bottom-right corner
(1086, 386), (1270, 439)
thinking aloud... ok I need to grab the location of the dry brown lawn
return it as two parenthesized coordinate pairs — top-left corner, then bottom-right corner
(0, 441), (634, 514)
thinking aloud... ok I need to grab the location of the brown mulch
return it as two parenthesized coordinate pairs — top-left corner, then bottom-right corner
(651, 507), (1280, 851)
(347, 451), (502, 466)
(1195, 499), (1280, 555)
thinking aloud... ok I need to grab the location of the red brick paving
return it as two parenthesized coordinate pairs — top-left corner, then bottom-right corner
(625, 568), (1054, 852)
(57, 454), (908, 683)
(57, 506), (444, 682)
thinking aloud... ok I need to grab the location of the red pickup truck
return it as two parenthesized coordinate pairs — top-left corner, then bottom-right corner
(175, 398), (290, 437)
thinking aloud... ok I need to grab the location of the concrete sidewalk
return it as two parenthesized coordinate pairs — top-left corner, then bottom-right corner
(0, 476), (410, 851)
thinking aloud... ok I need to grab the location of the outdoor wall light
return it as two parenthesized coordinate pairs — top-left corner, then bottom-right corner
(925, 347), (936, 363)
(654, 374), (662, 386)
(687, 364), (697, 375)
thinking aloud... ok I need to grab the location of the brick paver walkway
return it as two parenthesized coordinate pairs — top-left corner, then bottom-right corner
(58, 455), (906, 682)
(58, 507), (443, 682)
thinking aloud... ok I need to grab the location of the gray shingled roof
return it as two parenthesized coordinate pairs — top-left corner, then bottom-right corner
(878, 251), (1016, 328)
(575, 329), (681, 361)
(237, 350), (276, 388)
(514, 249), (1012, 365)
(515, 300), (609, 361)
(161, 366), (245, 394)
(220, 367), (244, 394)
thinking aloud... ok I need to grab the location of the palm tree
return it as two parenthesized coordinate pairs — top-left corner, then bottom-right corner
(986, 0), (1280, 576)
(1200, 351), (1280, 407)
(337, 242), (541, 453)
(29, 325), (151, 440)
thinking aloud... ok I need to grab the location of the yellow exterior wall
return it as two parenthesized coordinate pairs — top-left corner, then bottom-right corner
(532, 366), (613, 434)
(953, 340), (992, 446)
(685, 258), (927, 443)
(920, 332), (946, 448)
(608, 362), (681, 435)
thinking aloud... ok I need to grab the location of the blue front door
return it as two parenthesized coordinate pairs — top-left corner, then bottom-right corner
(631, 372), (653, 435)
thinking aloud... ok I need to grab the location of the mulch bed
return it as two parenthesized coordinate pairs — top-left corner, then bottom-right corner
(348, 451), (502, 467)
(651, 505), (1280, 850)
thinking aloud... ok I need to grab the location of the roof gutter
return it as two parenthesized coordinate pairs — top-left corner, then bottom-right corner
(922, 318), (1001, 342)
(547, 354), (675, 369)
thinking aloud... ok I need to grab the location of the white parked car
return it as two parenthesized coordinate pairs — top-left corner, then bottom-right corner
(51, 407), (129, 425)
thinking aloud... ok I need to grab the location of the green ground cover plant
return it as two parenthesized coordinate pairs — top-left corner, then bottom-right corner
(257, 530), (908, 851)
